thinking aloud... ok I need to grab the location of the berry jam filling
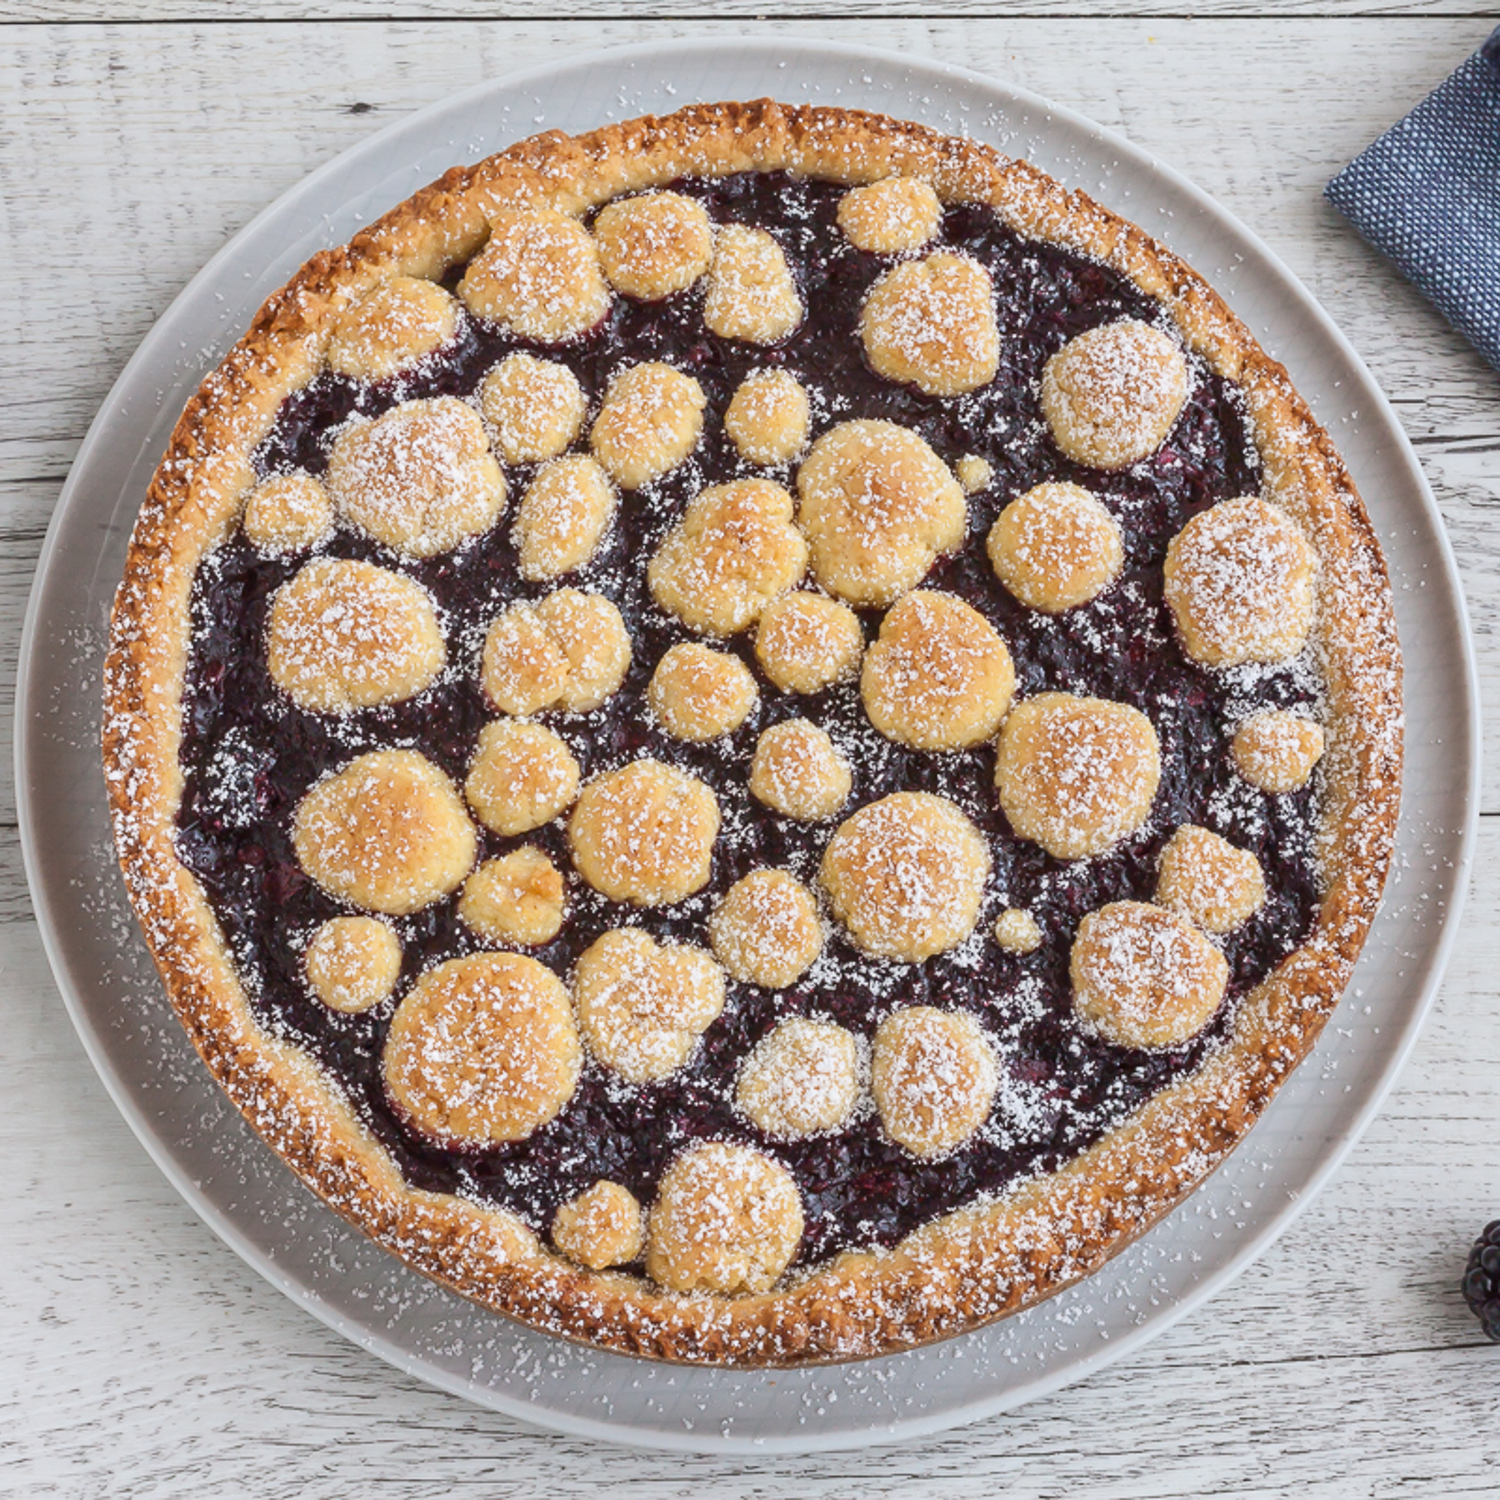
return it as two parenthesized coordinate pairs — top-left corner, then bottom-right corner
(177, 173), (1322, 1267)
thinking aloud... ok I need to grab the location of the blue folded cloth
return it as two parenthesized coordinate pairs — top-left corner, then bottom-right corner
(1327, 28), (1500, 370)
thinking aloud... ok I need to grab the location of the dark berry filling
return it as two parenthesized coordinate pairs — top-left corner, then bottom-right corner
(177, 173), (1322, 1267)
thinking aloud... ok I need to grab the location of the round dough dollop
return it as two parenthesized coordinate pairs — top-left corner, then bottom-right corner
(709, 869), (823, 989)
(243, 473), (334, 554)
(1155, 825), (1266, 935)
(837, 176), (943, 254)
(574, 928), (725, 1083)
(1070, 900), (1229, 1050)
(646, 1142), (804, 1294)
(303, 915), (402, 1014)
(736, 1017), (860, 1139)
(749, 719), (852, 822)
(568, 759), (720, 906)
(326, 396), (505, 558)
(293, 749), (476, 916)
(1231, 710), (1326, 793)
(551, 1181), (646, 1270)
(796, 419), (966, 606)
(267, 557), (445, 714)
(821, 791), (990, 961)
(704, 224), (803, 344)
(754, 591), (864, 695)
(1163, 495), (1318, 667)
(593, 191), (714, 301)
(383, 953), (580, 1146)
(993, 908), (1042, 954)
(871, 1006), (997, 1158)
(724, 369), (811, 466)
(458, 207), (610, 342)
(464, 719), (580, 836)
(987, 481), (1124, 613)
(1041, 319), (1190, 470)
(459, 848), (567, 947)
(648, 478), (807, 635)
(326, 276), (458, 380)
(479, 353), (586, 465)
(513, 455), (616, 581)
(861, 252), (1000, 397)
(647, 642), (758, 742)
(860, 590), (1015, 750)
(480, 590), (631, 716)
(995, 693), (1160, 860)
(590, 362), (706, 490)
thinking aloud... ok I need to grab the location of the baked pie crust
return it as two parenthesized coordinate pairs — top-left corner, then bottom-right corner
(103, 101), (1401, 1366)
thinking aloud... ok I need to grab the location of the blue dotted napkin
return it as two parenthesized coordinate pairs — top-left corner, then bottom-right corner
(1327, 28), (1500, 369)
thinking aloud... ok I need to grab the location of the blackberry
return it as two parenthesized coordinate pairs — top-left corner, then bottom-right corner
(1462, 1219), (1500, 1341)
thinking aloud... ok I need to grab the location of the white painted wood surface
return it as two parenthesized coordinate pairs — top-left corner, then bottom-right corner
(3, 8), (1498, 1495)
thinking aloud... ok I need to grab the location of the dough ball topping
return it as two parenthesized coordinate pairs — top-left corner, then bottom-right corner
(326, 276), (458, 380)
(796, 419), (967, 606)
(703, 224), (804, 345)
(749, 718), (853, 822)
(459, 847), (567, 948)
(648, 478), (808, 636)
(995, 693), (1161, 861)
(243, 472), (334, 554)
(1070, 900), (1228, 1050)
(590, 362), (706, 490)
(736, 1017), (860, 1139)
(464, 718), (581, 836)
(754, 591), (865, 695)
(1164, 495), (1318, 668)
(480, 589), (631, 716)
(593, 190), (714, 301)
(647, 642), (758, 743)
(574, 928), (726, 1083)
(709, 869), (824, 989)
(1232, 711), (1326, 793)
(303, 916), (402, 1014)
(993, 908), (1043, 954)
(458, 207), (611, 342)
(551, 1180), (646, 1270)
(479, 353), (586, 465)
(954, 455), (993, 495)
(513, 455), (616, 582)
(987, 481), (1124, 613)
(821, 791), (990, 961)
(568, 759), (720, 906)
(293, 749), (476, 916)
(266, 557), (445, 715)
(383, 953), (581, 1146)
(326, 396), (505, 558)
(860, 251), (1000, 397)
(860, 590), (1016, 751)
(1155, 825), (1266, 935)
(1041, 319), (1190, 470)
(871, 1006), (997, 1158)
(837, 176), (943, 254)
(645, 1141), (804, 1294)
(724, 369), (812, 466)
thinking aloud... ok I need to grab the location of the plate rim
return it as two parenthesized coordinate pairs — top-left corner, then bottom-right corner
(14, 33), (1481, 1455)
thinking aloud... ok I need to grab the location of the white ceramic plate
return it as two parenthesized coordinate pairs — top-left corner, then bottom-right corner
(15, 38), (1478, 1455)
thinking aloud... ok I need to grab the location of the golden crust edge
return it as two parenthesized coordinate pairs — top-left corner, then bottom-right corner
(101, 99), (1403, 1367)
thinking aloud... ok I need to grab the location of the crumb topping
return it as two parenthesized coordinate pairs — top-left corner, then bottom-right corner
(704, 224), (803, 344)
(326, 396), (505, 558)
(871, 1006), (997, 1158)
(861, 251), (1001, 397)
(1041, 319), (1190, 470)
(326, 276), (458, 381)
(594, 191), (714, 302)
(1155, 825), (1266, 935)
(512, 455), (616, 582)
(749, 718), (853, 822)
(647, 642), (758, 743)
(736, 1016), (860, 1139)
(458, 207), (611, 342)
(724, 369), (811, 466)
(551, 1180), (646, 1270)
(987, 480), (1124, 614)
(459, 847), (568, 947)
(479, 352), (587, 465)
(837, 176), (942, 255)
(709, 869), (824, 990)
(754, 591), (864, 695)
(1232, 710), (1326, 793)
(590, 362), (706, 490)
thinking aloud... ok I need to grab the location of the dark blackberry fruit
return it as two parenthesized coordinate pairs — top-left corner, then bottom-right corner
(1462, 1219), (1500, 1341)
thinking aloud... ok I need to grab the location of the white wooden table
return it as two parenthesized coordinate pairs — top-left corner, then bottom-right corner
(4, 5), (1499, 1494)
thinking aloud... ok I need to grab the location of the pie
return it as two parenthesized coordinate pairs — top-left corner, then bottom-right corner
(103, 101), (1402, 1365)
